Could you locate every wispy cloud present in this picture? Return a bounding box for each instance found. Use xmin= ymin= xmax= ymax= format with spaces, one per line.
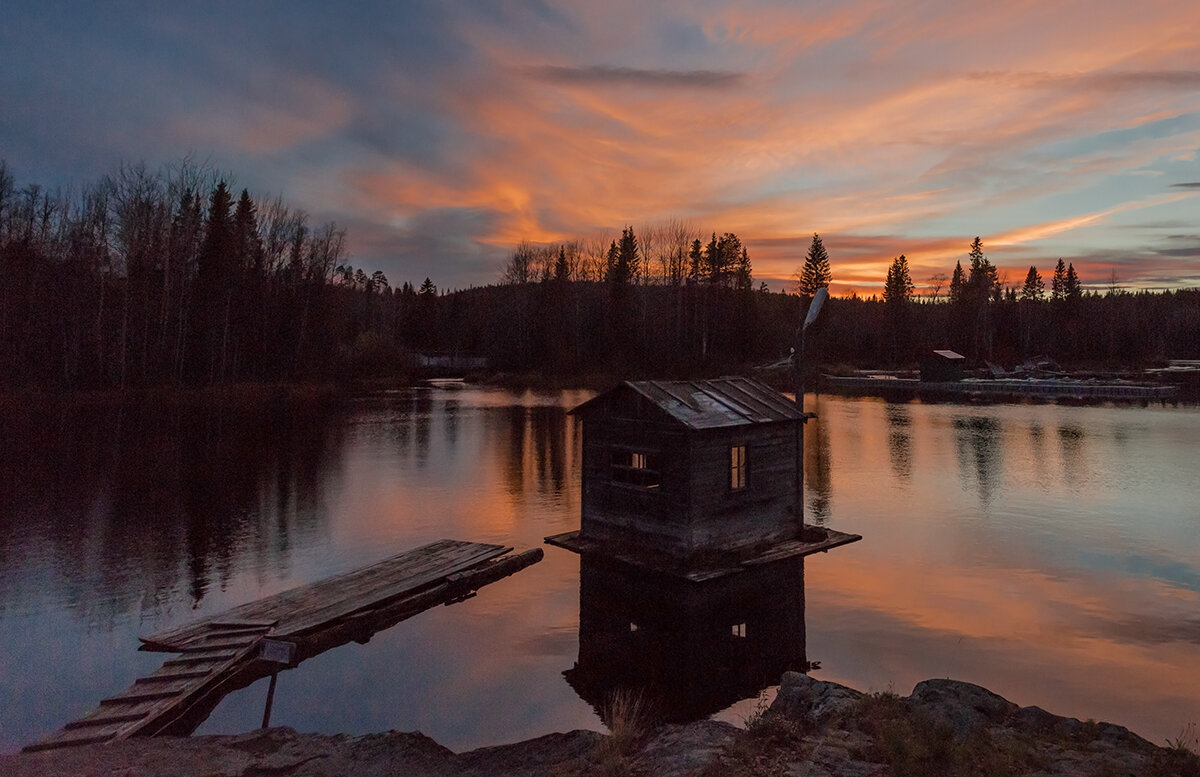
xmin=525 ymin=64 xmax=746 ymax=88
xmin=5 ymin=1 xmax=1200 ymax=290
xmin=969 ymin=70 xmax=1200 ymax=92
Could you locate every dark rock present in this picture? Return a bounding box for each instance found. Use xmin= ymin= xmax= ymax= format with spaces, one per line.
xmin=770 ymin=671 xmax=864 ymax=724
xmin=907 ymin=678 xmax=1018 ymax=738
xmin=629 ymin=720 xmax=739 ymax=777
xmin=457 ymin=730 xmax=604 ymax=776
xmin=0 ymin=727 xmax=600 ymax=777
xmin=1011 ymin=704 xmax=1064 ymax=736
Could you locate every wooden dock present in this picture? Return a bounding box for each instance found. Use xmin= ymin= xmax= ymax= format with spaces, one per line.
xmin=546 ymin=526 xmax=861 ymax=582
xmin=824 ymin=375 xmax=1178 ymax=402
xmin=25 ymin=539 xmax=542 ymax=752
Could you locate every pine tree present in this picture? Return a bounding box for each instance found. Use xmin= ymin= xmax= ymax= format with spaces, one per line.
xmin=607 ymin=226 xmax=639 ymax=287
xmin=949 ymin=261 xmax=965 ymax=303
xmin=1051 ymin=258 xmax=1068 ymax=300
xmin=190 ymin=180 xmax=235 ymax=383
xmin=553 ymin=245 xmax=569 ymax=283
xmin=965 ymin=236 xmax=998 ymax=302
xmin=735 ymin=247 xmax=752 ymax=293
xmin=1020 ymin=265 xmax=1044 ymax=301
xmin=796 ymin=233 xmax=832 ymax=297
xmin=419 ymin=277 xmax=436 ymax=296
xmin=687 ymin=239 xmax=703 ymax=281
xmin=1065 ymin=263 xmax=1082 ymax=299
xmin=883 ymin=254 xmax=914 ymax=304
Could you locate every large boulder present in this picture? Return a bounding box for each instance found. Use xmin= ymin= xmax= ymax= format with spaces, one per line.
xmin=770 ymin=671 xmax=865 ymax=724
xmin=907 ymin=679 xmax=1018 ymax=737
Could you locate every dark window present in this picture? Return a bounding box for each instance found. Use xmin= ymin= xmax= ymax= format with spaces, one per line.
xmin=611 ymin=449 xmax=661 ymax=488
xmin=730 ymin=444 xmax=747 ymax=490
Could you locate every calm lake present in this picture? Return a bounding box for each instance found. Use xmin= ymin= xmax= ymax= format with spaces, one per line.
xmin=1 ymin=386 xmax=1197 ymax=753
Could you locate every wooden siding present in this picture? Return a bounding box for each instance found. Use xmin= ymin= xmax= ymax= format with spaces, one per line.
xmin=684 ymin=423 xmax=801 ymax=552
xmin=576 ymin=382 xmax=803 ymax=559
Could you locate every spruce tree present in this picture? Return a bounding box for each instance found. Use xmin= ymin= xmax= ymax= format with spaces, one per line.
xmin=735 ymin=247 xmax=752 ymax=293
xmin=796 ymin=233 xmax=832 ymax=297
xmin=553 ymin=245 xmax=569 ymax=283
xmin=883 ymin=254 xmax=914 ymax=304
xmin=1051 ymin=258 xmax=1068 ymax=300
xmin=1065 ymin=263 xmax=1082 ymax=299
xmin=965 ymin=237 xmax=998 ymax=301
xmin=688 ymin=239 xmax=703 ymax=281
xmin=1020 ymin=265 xmax=1044 ymax=301
xmin=949 ymin=260 xmax=965 ymax=303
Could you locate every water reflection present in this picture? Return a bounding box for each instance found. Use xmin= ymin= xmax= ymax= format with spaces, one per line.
xmin=804 ymin=395 xmax=832 ymax=524
xmin=3 ymin=389 xmax=1198 ymax=753
xmin=1057 ymin=424 xmax=1086 ymax=490
xmin=0 ymin=394 xmax=344 ymax=616
xmin=952 ymin=415 xmax=1002 ymax=506
xmin=566 ymin=557 xmax=807 ymax=723
xmin=885 ymin=404 xmax=913 ymax=483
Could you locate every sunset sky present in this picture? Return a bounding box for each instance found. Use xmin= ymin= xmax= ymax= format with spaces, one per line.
xmin=3 ymin=1 xmax=1199 ymax=294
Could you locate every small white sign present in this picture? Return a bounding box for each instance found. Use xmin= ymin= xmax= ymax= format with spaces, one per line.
xmin=259 ymin=639 xmax=296 ymax=665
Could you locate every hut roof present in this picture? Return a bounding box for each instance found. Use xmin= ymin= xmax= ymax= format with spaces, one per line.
xmin=932 ymin=349 xmax=966 ymax=360
xmin=573 ymin=378 xmax=804 ymax=430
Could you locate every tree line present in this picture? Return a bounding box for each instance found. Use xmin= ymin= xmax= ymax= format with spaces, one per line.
xmin=0 ymin=159 xmax=358 ymax=389
xmin=2 ymin=158 xmax=1196 ymax=391
xmin=795 ymin=235 xmax=1200 ymax=370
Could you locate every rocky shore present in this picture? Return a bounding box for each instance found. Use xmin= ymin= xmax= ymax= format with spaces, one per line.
xmin=6 ymin=675 xmax=1197 ymax=776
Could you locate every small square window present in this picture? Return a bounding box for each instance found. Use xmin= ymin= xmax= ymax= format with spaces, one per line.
xmin=731 ymin=622 xmax=746 ymax=638
xmin=612 ymin=450 xmax=660 ymax=488
xmin=730 ymin=445 xmax=747 ymax=490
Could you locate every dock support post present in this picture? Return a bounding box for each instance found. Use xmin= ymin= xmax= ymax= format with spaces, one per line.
xmin=262 ymin=672 xmax=278 ymax=728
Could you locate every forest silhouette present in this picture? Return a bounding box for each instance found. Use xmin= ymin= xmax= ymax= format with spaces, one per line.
xmin=2 ymin=160 xmax=1197 ymax=391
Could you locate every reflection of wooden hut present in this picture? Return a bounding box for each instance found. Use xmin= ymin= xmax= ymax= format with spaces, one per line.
xmin=920 ymin=349 xmax=966 ymax=382
xmin=546 ymin=378 xmax=861 ymax=576
xmin=565 ymin=555 xmax=807 ymax=723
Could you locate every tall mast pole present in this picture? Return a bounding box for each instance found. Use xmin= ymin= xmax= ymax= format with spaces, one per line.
xmin=793 ymin=287 xmax=827 ymax=535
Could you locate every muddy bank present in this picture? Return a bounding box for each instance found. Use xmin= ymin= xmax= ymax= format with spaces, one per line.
xmin=5 ymin=675 xmax=1197 ymax=776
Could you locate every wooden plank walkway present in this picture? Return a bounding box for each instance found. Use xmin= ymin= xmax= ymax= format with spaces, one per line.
xmin=141 ymin=538 xmax=509 ymax=650
xmin=25 ymin=624 xmax=274 ymax=752
xmin=24 ymin=539 xmax=542 ymax=752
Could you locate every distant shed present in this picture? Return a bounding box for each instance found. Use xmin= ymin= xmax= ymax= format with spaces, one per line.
xmin=920 ymin=349 xmax=966 ymax=382
xmin=566 ymin=378 xmax=806 ymax=562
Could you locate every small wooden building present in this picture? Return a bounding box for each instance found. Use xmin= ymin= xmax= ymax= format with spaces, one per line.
xmin=920 ymin=349 xmax=966 ymax=382
xmin=566 ymin=378 xmax=807 ymax=563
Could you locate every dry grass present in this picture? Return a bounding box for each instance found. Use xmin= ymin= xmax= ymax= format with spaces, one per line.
xmin=589 ymin=688 xmax=655 ymax=777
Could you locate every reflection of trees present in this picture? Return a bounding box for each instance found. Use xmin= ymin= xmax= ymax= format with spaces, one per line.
xmin=0 ymin=392 xmax=344 ymax=624
xmin=804 ymin=398 xmax=832 ymax=525
xmin=494 ymin=403 xmax=577 ymax=501
xmin=441 ymin=398 xmax=460 ymax=447
xmin=566 ymin=556 xmax=807 ymax=724
xmin=1057 ymin=425 xmax=1086 ymax=489
xmin=503 ymin=406 xmax=529 ymax=497
xmin=952 ymin=415 xmax=1003 ymax=507
xmin=531 ymin=405 xmax=569 ymax=495
xmin=885 ymin=403 xmax=912 ymax=482
xmin=413 ymin=389 xmax=434 ymax=464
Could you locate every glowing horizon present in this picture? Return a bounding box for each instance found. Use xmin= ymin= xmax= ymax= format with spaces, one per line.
xmin=3 ymin=2 xmax=1199 ymax=293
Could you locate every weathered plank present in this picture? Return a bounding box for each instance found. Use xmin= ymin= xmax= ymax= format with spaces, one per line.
xmin=26 ymin=627 xmax=270 ymax=752
xmin=141 ymin=540 xmax=509 ymax=650
xmin=25 ymin=540 xmax=543 ymax=753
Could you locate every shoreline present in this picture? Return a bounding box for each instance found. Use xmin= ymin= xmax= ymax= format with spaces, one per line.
xmin=6 ymin=674 xmax=1196 ymax=776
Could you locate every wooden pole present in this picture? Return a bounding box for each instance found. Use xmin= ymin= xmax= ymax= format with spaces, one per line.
xmin=261 ymin=672 xmax=278 ymax=729
xmin=794 ymin=288 xmax=828 ymax=535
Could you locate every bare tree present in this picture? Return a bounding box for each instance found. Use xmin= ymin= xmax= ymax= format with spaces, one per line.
xmin=927 ymin=272 xmax=948 ymax=302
